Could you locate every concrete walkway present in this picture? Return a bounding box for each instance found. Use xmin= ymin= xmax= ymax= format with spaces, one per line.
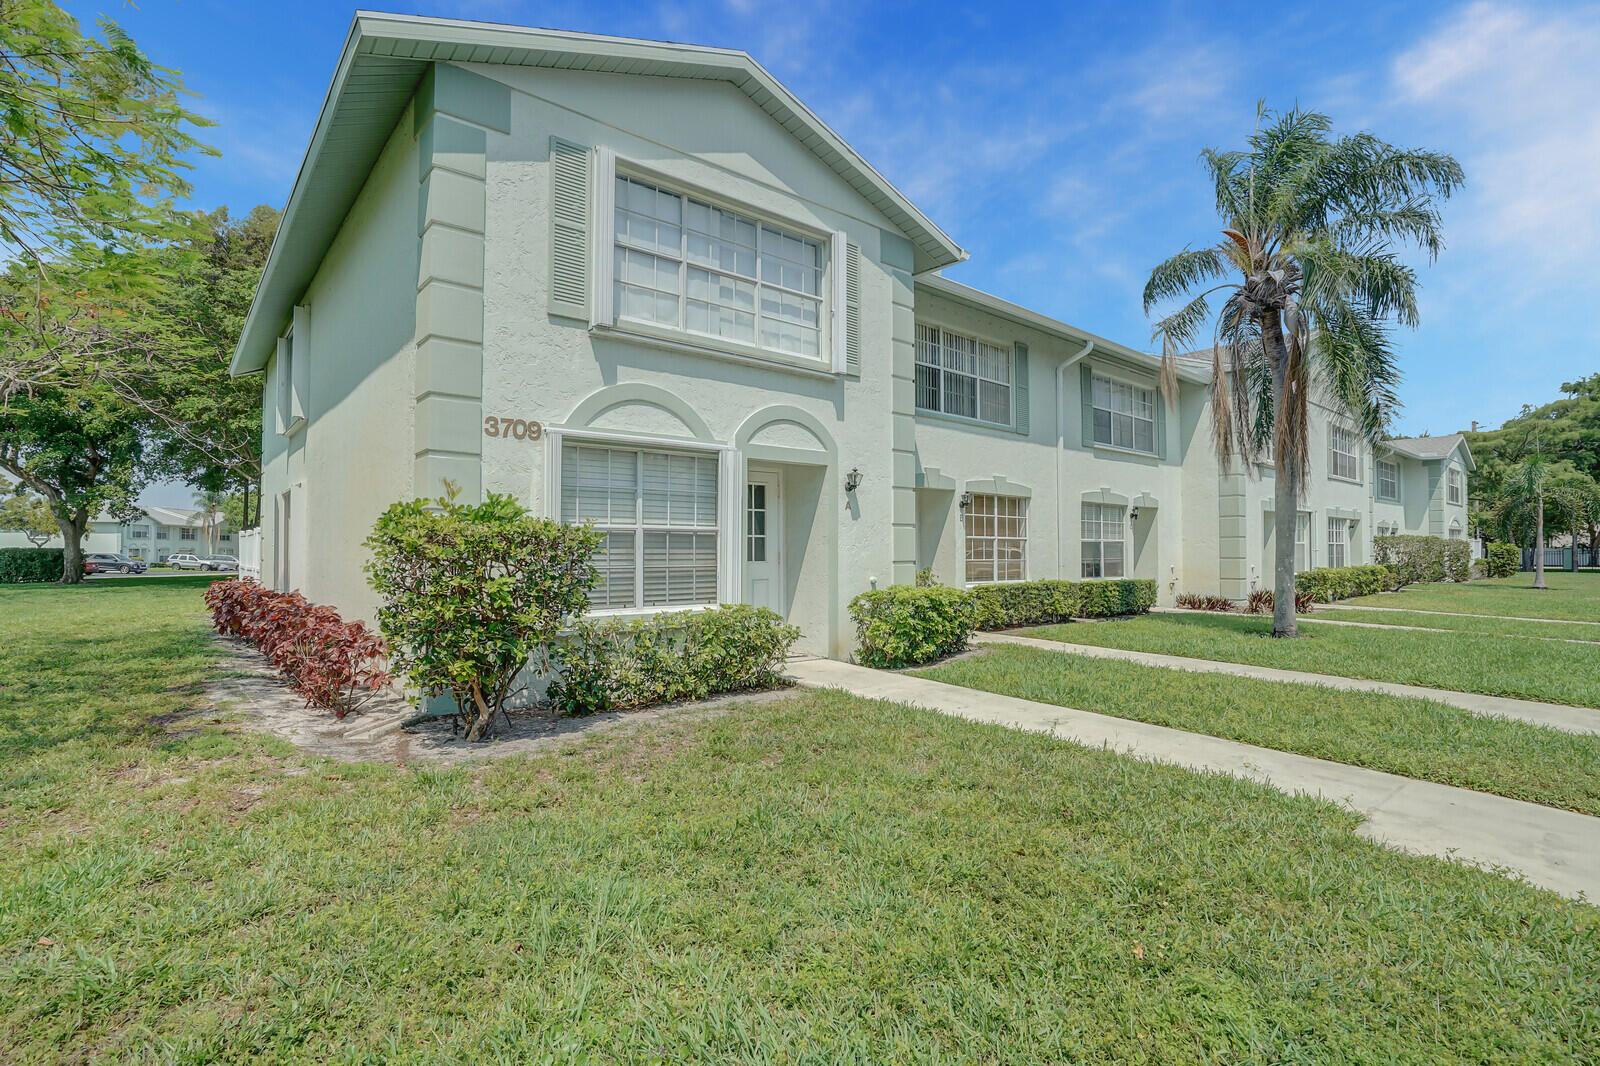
xmin=977 ymin=632 xmax=1600 ymax=736
xmin=786 ymin=657 xmax=1600 ymax=900
xmin=1322 ymin=601 xmax=1600 ymax=627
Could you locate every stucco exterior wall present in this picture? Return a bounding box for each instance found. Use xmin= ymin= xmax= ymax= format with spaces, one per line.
xmin=258 ymin=106 xmax=421 ymax=621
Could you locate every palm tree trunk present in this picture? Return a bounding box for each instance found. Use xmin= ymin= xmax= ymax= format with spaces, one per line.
xmin=1533 ymin=495 xmax=1547 ymax=589
xmin=1264 ymin=313 xmax=1298 ymax=637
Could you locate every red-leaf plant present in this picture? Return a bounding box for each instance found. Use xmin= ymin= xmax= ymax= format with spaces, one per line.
xmin=205 ymin=578 xmax=392 ymax=717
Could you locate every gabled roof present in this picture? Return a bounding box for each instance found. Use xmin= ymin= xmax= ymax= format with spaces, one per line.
xmin=920 ymin=275 xmax=1208 ymax=383
xmin=1384 ymin=433 xmax=1476 ymax=471
xmin=231 ymin=11 xmax=967 ymax=375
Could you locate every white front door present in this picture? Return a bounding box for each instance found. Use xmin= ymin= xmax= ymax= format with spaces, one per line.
xmin=743 ymin=472 xmax=784 ymax=615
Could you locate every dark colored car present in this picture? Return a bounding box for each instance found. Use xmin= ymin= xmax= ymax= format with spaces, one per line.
xmin=85 ymin=552 xmax=148 ymax=575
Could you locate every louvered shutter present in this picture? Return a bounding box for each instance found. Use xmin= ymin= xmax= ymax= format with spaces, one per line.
xmin=1012 ymin=342 xmax=1029 ymax=435
xmin=1080 ymin=363 xmax=1096 ymax=447
xmin=845 ymin=243 xmax=862 ymax=374
xmin=548 ymin=136 xmax=591 ymax=321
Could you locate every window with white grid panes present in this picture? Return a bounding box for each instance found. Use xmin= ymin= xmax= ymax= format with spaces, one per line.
xmin=560 ymin=442 xmax=719 ymax=610
xmin=964 ymin=494 xmax=1027 ymax=582
xmin=1080 ymin=502 xmax=1126 ymax=578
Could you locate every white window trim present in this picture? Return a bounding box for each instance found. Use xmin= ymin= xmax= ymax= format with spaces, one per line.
xmin=1089 ymin=370 xmax=1159 ymax=456
xmin=1376 ymin=458 xmax=1400 ymax=501
xmin=590 ymin=150 xmax=842 ymax=374
xmin=544 ymin=426 xmax=738 ymax=617
xmin=914 ymin=319 xmax=1016 ymax=429
xmin=1080 ymin=501 xmax=1127 ymax=579
xmin=1446 ymin=465 xmax=1463 ymax=506
xmin=1328 ymin=425 xmax=1361 ymax=483
xmin=963 ymin=493 xmax=1029 ymax=584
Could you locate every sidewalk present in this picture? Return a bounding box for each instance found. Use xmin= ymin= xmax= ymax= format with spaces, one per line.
xmin=786 ymin=657 xmax=1600 ymax=900
xmin=978 ymin=631 xmax=1600 ymax=736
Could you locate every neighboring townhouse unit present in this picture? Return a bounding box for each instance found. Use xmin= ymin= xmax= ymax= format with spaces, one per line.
xmin=229 ymin=13 xmax=1469 ymax=659
xmin=0 ymin=506 xmax=233 ymax=561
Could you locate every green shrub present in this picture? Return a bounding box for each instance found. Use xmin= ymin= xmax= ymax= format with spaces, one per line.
xmin=1295 ymin=564 xmax=1394 ymax=603
xmin=850 ymin=585 xmax=974 ymax=668
xmin=968 ymin=580 xmax=1079 ymax=630
xmin=549 ymin=604 xmax=799 ymax=715
xmin=1373 ymin=535 xmax=1472 ymax=586
xmin=365 ymin=484 xmax=603 ymax=740
xmin=1078 ymin=579 xmax=1157 ymax=618
xmin=1485 ymin=542 xmax=1520 ymax=579
xmin=0 ymin=547 xmax=65 ymax=583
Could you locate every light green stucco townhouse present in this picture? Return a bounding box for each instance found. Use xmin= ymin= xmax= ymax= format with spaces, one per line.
xmin=230 ymin=12 xmax=1471 ymax=659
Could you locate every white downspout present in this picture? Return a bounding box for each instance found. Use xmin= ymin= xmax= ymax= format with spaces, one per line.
xmin=1056 ymin=339 xmax=1095 ymax=576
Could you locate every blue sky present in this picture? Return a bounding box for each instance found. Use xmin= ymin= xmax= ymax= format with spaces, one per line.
xmin=83 ymin=0 xmax=1598 ymax=504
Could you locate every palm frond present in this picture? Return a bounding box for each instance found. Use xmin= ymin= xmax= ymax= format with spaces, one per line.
xmin=1142 ymin=247 xmax=1231 ymax=312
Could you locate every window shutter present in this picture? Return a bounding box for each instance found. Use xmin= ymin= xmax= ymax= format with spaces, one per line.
xmin=548 ymin=136 xmax=591 ymax=321
xmin=1155 ymin=393 xmax=1167 ymax=458
xmin=1079 ymin=363 xmax=1095 ymax=448
xmin=845 ymin=243 xmax=862 ymax=375
xmin=1013 ymin=342 xmax=1029 ymax=435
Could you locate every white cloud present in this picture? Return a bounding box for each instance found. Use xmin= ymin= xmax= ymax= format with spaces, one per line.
xmin=1392 ymin=2 xmax=1600 ymax=286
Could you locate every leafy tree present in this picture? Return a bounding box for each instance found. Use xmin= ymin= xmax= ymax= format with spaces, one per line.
xmin=0 ymin=0 xmax=215 ymax=395
xmin=0 ymin=484 xmax=57 ymax=545
xmin=107 ymin=206 xmax=276 ymax=527
xmin=1464 ymin=373 xmax=1600 ymax=504
xmin=1145 ymin=106 xmax=1460 ymax=635
xmin=0 ymin=381 xmax=144 ymax=582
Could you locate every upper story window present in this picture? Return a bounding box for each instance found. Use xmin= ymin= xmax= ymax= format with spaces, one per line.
xmin=965 ymin=494 xmax=1026 ymax=582
xmin=1446 ymin=465 xmax=1463 ymax=505
xmin=180 ymin=527 xmax=196 ymax=541
xmin=614 ymin=176 xmax=823 ymax=360
xmin=560 ymin=441 xmax=719 ymax=611
xmin=915 ymin=325 xmax=1012 ymax=426
xmin=129 ymin=526 xmax=149 ymax=539
xmin=1376 ymin=459 xmax=1399 ymax=501
xmin=1329 ymin=425 xmax=1360 ymax=481
xmin=1091 ymin=375 xmax=1156 ymax=453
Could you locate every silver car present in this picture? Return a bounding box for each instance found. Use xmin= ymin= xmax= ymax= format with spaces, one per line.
xmin=166 ymin=553 xmax=206 ymax=570
xmin=201 ymin=554 xmax=239 ymax=571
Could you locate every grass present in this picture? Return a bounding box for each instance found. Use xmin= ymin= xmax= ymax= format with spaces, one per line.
xmin=914 ymin=643 xmax=1600 ymax=815
xmin=1025 ymin=612 xmax=1600 ymax=708
xmin=1307 ymin=607 xmax=1600 ymax=642
xmin=1344 ymin=570 xmax=1600 ymax=622
xmin=2 ymin=581 xmax=1598 ymax=1063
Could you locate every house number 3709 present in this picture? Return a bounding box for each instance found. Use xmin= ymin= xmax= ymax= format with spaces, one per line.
xmin=484 ymin=416 xmax=544 ymax=441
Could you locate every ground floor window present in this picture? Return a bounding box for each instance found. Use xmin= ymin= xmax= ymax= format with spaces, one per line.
xmin=1449 ymin=520 xmax=1463 ymax=540
xmin=560 ymin=441 xmax=719 ymax=610
xmin=1295 ymin=512 xmax=1311 ymax=571
xmin=1327 ymin=516 xmax=1351 ymax=568
xmin=965 ymin=494 xmax=1027 ymax=582
xmin=1081 ymin=502 xmax=1125 ymax=578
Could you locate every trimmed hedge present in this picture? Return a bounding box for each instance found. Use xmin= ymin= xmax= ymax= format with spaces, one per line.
xmin=850 ymin=578 xmax=1157 ymax=667
xmin=0 ymin=547 xmax=66 ymax=583
xmin=1485 ymin=542 xmax=1519 ymax=579
xmin=1079 ymin=578 xmax=1158 ymax=618
xmin=1373 ymin=535 xmax=1471 ymax=586
xmin=1295 ymin=564 xmax=1395 ymax=603
xmin=549 ymin=604 xmax=800 ymax=715
xmin=968 ymin=580 xmax=1079 ymax=630
xmin=850 ymin=585 xmax=975 ymax=668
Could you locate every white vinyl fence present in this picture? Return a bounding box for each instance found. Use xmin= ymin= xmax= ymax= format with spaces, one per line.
xmin=238 ymin=528 xmax=261 ymax=582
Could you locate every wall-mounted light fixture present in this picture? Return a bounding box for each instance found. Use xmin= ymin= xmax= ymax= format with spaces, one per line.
xmin=1129 ymin=507 xmax=1141 ymax=521
xmin=844 ymin=467 xmax=863 ymax=495
xmin=958 ymin=491 xmax=972 ymax=511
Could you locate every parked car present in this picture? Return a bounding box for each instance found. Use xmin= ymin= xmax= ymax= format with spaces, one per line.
xmin=201 ymin=554 xmax=238 ymax=571
xmin=165 ymin=553 xmax=206 ymax=571
xmin=85 ymin=553 xmax=147 ymax=575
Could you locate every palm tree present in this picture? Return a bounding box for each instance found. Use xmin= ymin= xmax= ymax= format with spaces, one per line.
xmin=1145 ymin=106 xmax=1461 ymax=635
xmin=1499 ymin=457 xmax=1555 ymax=589
xmin=193 ymin=489 xmax=222 ymax=554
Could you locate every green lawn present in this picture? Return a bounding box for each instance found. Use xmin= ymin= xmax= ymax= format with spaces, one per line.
xmin=915 ymin=643 xmax=1600 ymax=815
xmin=3 ymin=581 xmax=1598 ymax=1063
xmin=1308 ymin=607 xmax=1600 ymax=642
xmin=1025 ymin=612 xmax=1600 ymax=708
xmin=1344 ymin=571 xmax=1600 ymax=622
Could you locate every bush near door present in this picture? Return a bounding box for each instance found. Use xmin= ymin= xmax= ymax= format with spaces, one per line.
xmin=1374 ymin=535 xmax=1471 ymax=586
xmin=1296 ymin=564 xmax=1396 ymax=603
xmin=548 ymin=604 xmax=800 ymax=714
xmin=968 ymin=580 xmax=1079 ymax=629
